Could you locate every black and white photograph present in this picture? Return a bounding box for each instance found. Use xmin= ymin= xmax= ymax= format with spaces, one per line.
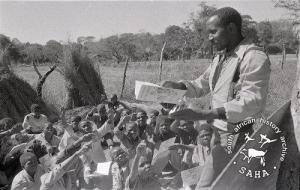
xmin=0 ymin=0 xmax=299 ymax=189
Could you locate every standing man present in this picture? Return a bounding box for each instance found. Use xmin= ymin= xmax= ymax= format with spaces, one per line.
xmin=163 ymin=7 xmax=271 ymax=188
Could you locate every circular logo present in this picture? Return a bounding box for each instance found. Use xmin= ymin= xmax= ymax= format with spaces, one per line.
xmin=227 ymin=118 xmax=287 ymax=179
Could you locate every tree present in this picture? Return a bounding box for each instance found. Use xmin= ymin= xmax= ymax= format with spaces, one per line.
xmin=273 ymin=0 xmax=300 ymax=25
xmin=43 ymin=40 xmax=63 ymax=63
xmin=22 ymin=43 xmax=44 ymax=64
xmin=242 ymin=15 xmax=259 ymax=43
xmin=187 ymin=2 xmax=217 ymax=58
xmin=0 ymin=34 xmax=22 ymax=63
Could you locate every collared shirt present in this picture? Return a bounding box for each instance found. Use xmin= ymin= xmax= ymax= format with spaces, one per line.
xmin=11 ymin=166 xmax=45 ymax=190
xmin=182 ymin=40 xmax=271 ymax=131
xmin=192 ymin=145 xmax=210 ymax=166
xmin=22 ymin=113 xmax=48 ymax=133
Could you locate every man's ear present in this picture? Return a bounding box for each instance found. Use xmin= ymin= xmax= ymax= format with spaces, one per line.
xmin=227 ymin=23 xmax=237 ymax=34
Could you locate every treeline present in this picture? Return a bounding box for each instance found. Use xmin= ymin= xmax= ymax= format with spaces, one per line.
xmin=0 ymin=3 xmax=298 ymax=65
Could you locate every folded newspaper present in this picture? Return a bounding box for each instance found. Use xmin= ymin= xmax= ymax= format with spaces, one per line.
xmin=135 ymin=81 xmax=186 ymax=104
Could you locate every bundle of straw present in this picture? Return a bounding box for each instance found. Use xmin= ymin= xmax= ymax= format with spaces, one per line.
xmin=0 ymin=72 xmax=57 ymax=122
xmin=62 ymin=44 xmax=106 ymax=108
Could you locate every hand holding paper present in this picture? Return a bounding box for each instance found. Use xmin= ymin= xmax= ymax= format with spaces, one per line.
xmin=135 ymin=81 xmax=186 ymax=104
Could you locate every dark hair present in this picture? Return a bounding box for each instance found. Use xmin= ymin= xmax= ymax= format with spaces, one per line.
xmin=30 ymin=104 xmax=41 ymax=113
xmin=211 ymin=7 xmax=242 ymax=33
xmin=71 ymin=115 xmax=82 ymax=123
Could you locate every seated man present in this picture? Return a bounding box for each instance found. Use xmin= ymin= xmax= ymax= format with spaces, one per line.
xmin=58 ymin=110 xmax=83 ymax=151
xmin=153 ymin=116 xmax=176 ymax=142
xmin=169 ymin=122 xmax=213 ymax=169
xmin=22 ymin=104 xmax=48 ymax=134
xmin=34 ymin=123 xmax=61 ymax=156
xmin=11 ymin=143 xmax=91 ymax=190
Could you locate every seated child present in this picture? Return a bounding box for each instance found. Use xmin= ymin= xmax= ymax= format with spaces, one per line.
xmin=22 ymin=104 xmax=48 ymax=134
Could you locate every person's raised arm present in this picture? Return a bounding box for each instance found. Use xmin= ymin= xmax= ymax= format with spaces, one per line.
xmin=126 ymin=142 xmax=146 ymax=189
xmin=40 ymin=142 xmax=92 ymax=188
xmin=96 ymin=108 xmax=115 ymax=137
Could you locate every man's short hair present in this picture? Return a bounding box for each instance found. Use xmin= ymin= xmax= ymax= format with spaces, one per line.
xmin=211 ymin=7 xmax=242 ymax=33
xmin=20 ymin=152 xmax=36 ymax=168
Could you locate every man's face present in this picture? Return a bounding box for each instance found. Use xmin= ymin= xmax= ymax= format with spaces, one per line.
xmin=198 ymin=130 xmax=212 ymax=147
xmin=24 ymin=156 xmax=38 ymax=175
xmin=159 ymin=122 xmax=170 ymax=135
xmin=44 ymin=124 xmax=55 ymax=137
xmin=126 ymin=124 xmax=139 ymax=139
xmin=138 ymin=156 xmax=152 ymax=177
xmin=72 ymin=120 xmax=80 ymax=131
xmin=137 ymin=112 xmax=147 ymax=126
xmin=179 ymin=120 xmax=194 ymax=132
xmin=207 ymin=15 xmax=230 ymax=51
xmin=80 ymin=121 xmax=93 ymax=134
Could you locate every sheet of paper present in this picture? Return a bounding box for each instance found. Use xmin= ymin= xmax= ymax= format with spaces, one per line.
xmin=152 ymin=137 xmax=176 ymax=163
xmin=96 ymin=161 xmax=112 ymax=175
xmin=135 ymin=81 xmax=186 ymax=104
xmin=181 ymin=165 xmax=203 ymax=186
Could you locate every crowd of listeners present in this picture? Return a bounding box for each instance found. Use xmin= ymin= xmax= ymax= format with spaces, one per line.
xmin=0 ymin=94 xmax=214 ymax=190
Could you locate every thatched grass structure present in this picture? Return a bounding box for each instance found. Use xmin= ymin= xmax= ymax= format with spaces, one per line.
xmin=0 ymin=50 xmax=57 ymax=122
xmin=60 ymin=44 xmax=106 ymax=109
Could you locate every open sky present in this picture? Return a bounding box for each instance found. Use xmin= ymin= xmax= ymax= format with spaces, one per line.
xmin=0 ymin=0 xmax=290 ymax=44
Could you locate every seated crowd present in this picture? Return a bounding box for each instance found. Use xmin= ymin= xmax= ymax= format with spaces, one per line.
xmin=0 ymin=94 xmax=214 ymax=190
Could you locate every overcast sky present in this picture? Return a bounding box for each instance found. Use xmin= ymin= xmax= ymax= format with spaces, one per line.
xmin=0 ymin=0 xmax=290 ymax=44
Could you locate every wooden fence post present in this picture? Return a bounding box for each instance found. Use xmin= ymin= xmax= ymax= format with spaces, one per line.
xmin=159 ymin=42 xmax=166 ymax=82
xmin=120 ymin=57 xmax=129 ymax=98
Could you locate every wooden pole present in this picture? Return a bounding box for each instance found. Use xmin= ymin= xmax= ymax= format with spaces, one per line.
xmin=159 ymin=42 xmax=166 ymax=82
xmin=120 ymin=57 xmax=129 ymax=98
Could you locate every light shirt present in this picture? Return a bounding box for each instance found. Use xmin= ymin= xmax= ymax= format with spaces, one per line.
xmin=23 ymin=113 xmax=48 ymax=133
xmin=192 ymin=145 xmax=210 ymax=166
xmin=11 ymin=165 xmax=45 ymax=190
xmin=182 ymin=40 xmax=271 ymax=131
xmin=58 ymin=125 xmax=82 ymax=152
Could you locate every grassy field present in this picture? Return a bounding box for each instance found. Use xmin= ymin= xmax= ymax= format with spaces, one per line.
xmin=12 ymin=54 xmax=297 ymax=117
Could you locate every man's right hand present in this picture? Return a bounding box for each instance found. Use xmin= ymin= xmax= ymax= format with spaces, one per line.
xmin=160 ymin=81 xmax=187 ymax=90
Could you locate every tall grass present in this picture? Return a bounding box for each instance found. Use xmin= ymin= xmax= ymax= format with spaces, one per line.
xmin=14 ymin=54 xmax=297 ymax=117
